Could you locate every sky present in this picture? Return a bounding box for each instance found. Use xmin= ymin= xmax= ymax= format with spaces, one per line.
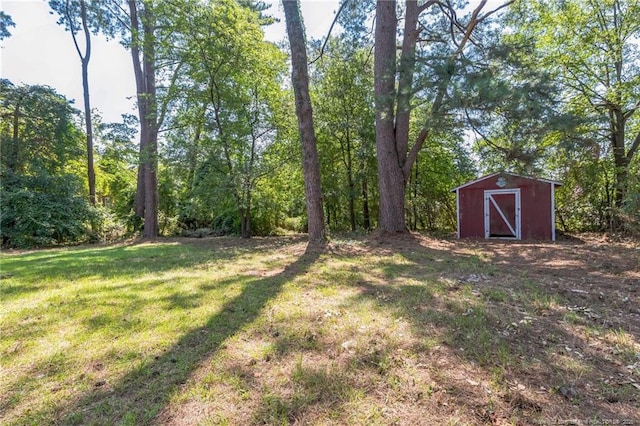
xmin=0 ymin=0 xmax=341 ymax=124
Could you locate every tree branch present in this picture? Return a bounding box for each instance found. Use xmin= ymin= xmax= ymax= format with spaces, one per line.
xmin=417 ymin=0 xmax=441 ymax=13
xmin=477 ymin=0 xmax=515 ymax=23
xmin=452 ymin=0 xmax=487 ymax=56
xmin=451 ymin=0 xmax=515 ymax=56
xmin=464 ymin=108 xmax=506 ymax=153
xmin=623 ymin=99 xmax=640 ymax=120
xmin=403 ymin=126 xmax=429 ymax=179
xmin=65 ymin=0 xmax=84 ymax=60
xmin=309 ymin=0 xmax=349 ymax=65
xmin=157 ymin=59 xmax=185 ymax=130
xmin=80 ymin=0 xmax=91 ymax=64
xmin=401 ymin=0 xmax=514 ymax=181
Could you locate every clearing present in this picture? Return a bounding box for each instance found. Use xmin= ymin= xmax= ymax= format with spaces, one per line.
xmin=0 ymin=234 xmax=638 ymax=425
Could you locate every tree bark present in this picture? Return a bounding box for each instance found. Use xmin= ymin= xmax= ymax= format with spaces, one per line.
xmin=142 ymin=4 xmax=158 ymax=239
xmin=343 ymin=130 xmax=356 ymax=232
xmin=374 ymin=0 xmax=407 ymax=232
xmin=394 ymin=0 xmax=420 ymax=165
xmin=129 ymin=0 xmax=146 ymax=221
xmin=240 ymin=204 xmax=251 ymax=239
xmin=81 ymin=59 xmax=96 ymax=205
xmin=374 ymin=0 xmax=492 ymax=233
xmin=362 ymin=177 xmax=371 ymax=231
xmin=128 ymin=0 xmax=158 ymax=238
xmin=411 ymin=154 xmax=419 ymax=231
xmin=78 ymin=0 xmax=95 ymax=205
xmin=612 ymin=108 xmax=628 ymax=208
xmin=64 ymin=0 xmax=95 ymax=205
xmin=186 ymin=116 xmax=203 ymax=194
xmin=283 ymin=0 xmax=326 ymax=244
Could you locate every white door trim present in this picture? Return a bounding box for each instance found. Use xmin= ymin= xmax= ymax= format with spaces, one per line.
xmin=484 ymin=189 xmax=521 ymax=240
xmin=456 ymin=189 xmax=460 ymax=238
xmin=551 ymin=183 xmax=556 ymax=241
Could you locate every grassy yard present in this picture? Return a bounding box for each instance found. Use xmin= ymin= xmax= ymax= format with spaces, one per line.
xmin=1 ymin=234 xmax=639 ymax=425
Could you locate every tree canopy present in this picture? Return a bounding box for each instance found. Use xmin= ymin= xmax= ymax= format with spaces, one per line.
xmin=2 ymin=0 xmax=639 ymax=248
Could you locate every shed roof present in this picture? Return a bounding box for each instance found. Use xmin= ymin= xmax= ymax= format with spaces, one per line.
xmin=450 ymin=172 xmax=562 ymax=192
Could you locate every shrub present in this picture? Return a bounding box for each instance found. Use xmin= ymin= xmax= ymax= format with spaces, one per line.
xmin=1 ymin=172 xmax=96 ymax=248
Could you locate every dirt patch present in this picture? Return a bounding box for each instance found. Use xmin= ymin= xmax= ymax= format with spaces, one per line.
xmin=412 ymin=234 xmax=639 ymax=423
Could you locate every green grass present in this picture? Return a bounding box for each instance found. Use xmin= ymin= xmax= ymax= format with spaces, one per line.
xmin=1 ymin=238 xmax=305 ymax=425
xmin=1 ymin=236 xmax=639 ymax=425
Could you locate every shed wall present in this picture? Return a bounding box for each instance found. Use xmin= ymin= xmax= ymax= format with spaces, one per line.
xmin=457 ymin=174 xmax=555 ymax=240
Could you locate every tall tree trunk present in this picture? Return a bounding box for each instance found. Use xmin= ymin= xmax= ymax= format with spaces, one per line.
xmin=374 ymin=0 xmax=491 ymax=233
xmin=128 ymin=0 xmax=158 ymax=238
xmin=362 ymin=177 xmax=371 ymax=231
xmin=344 ymin=132 xmax=356 ymax=232
xmin=240 ymin=203 xmax=251 ymax=239
xmin=81 ymin=61 xmax=96 ymax=205
xmin=611 ymin=109 xmax=628 ymax=208
xmin=241 ymin=179 xmax=253 ymax=239
xmin=375 ymin=0 xmax=425 ymax=232
xmin=374 ymin=0 xmax=406 ymax=232
xmin=186 ymin=117 xmax=203 ymax=194
xmin=283 ymin=0 xmax=326 ymax=244
xmin=135 ymin=162 xmax=145 ymax=220
xmin=348 ymin=178 xmax=356 ymax=232
xmin=142 ymin=4 xmax=158 ymax=238
xmin=411 ymin=154 xmax=419 ymax=231
xmin=78 ymin=0 xmax=95 ymax=205
xmin=64 ymin=0 xmax=96 ymax=205
xmin=129 ymin=0 xmax=146 ymax=221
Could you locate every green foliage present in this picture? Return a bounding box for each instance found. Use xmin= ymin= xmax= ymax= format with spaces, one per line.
xmin=48 ymin=0 xmax=108 ymax=38
xmin=312 ymin=38 xmax=377 ymax=232
xmin=159 ymin=0 xmax=292 ymax=237
xmin=399 ymin=28 xmax=481 ymax=231
xmin=621 ymin=161 xmax=640 ymax=233
xmin=0 ymin=80 xmax=84 ymax=176
xmin=335 ymin=0 xmax=375 ymax=47
xmin=462 ymin=39 xmax=579 ymax=174
xmin=1 ymin=171 xmax=96 ymax=247
xmin=94 ymin=114 xmax=138 ymax=230
xmin=8 ymin=0 xmax=639 ymax=239
xmin=406 ymin=133 xmax=476 ymax=231
xmin=0 ymin=11 xmax=15 ymax=40
xmin=507 ymin=0 xmax=640 ymax=231
xmin=0 ymin=80 xmax=98 ymax=247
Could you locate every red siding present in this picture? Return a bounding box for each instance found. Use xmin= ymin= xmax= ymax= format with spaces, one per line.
xmin=458 ymin=187 xmax=485 ymax=238
xmin=456 ymin=173 xmax=557 ymax=241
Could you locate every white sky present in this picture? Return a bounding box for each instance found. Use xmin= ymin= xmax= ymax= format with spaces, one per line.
xmin=0 ymin=0 xmax=340 ymax=124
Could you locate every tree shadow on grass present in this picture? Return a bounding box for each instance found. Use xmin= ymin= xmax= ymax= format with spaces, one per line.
xmin=251 ymin=359 xmax=356 ymax=425
xmin=48 ymin=243 xmax=323 ymax=425
xmin=346 ymin=237 xmax=639 ymax=423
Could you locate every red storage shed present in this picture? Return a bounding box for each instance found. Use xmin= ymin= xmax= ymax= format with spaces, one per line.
xmin=452 ymin=172 xmax=561 ymax=241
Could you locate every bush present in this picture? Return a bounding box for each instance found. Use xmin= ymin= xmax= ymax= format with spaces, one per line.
xmin=622 ymin=173 xmax=640 ymax=236
xmin=282 ymin=216 xmax=307 ymax=233
xmin=1 ymin=172 xmax=96 ymax=248
xmin=91 ymin=207 xmax=129 ymax=242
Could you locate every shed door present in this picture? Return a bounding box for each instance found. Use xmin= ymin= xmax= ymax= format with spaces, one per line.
xmin=484 ymin=189 xmax=521 ymax=239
